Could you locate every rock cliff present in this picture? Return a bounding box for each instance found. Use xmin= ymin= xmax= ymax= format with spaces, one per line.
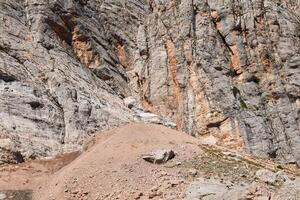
xmin=0 ymin=0 xmax=299 ymax=165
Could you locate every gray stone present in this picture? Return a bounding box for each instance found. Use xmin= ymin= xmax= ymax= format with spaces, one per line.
xmin=142 ymin=149 xmax=175 ymax=164
xmin=255 ymin=169 xmax=277 ymax=184
xmin=184 ymin=178 xmax=228 ymax=200
xmin=273 ymin=177 xmax=300 ymax=200
xmin=134 ymin=111 xmax=177 ymax=129
xmin=255 ymin=169 xmax=289 ymax=185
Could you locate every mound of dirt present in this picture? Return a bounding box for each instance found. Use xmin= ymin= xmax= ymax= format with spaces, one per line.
xmin=34 ymin=123 xmax=200 ymax=200
xmin=1 ymin=123 xmax=299 ymax=200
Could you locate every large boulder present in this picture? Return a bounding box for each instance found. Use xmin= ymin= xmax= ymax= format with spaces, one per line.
xmin=142 ymin=149 xmax=176 ymax=164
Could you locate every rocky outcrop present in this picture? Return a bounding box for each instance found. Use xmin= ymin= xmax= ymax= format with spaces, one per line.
xmin=129 ymin=0 xmax=300 ymax=165
xmin=0 ymin=0 xmax=299 ymax=165
xmin=0 ymin=0 xmax=168 ymax=161
xmin=0 ymin=0 xmax=134 ymax=160
xmin=184 ymin=176 xmax=300 ymax=200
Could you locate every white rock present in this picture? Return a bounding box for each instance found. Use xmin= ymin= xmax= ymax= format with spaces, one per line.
xmin=184 ymin=178 xmax=228 ymax=200
xmin=142 ymin=149 xmax=175 ymax=164
xmin=255 ymin=169 xmax=277 ymax=184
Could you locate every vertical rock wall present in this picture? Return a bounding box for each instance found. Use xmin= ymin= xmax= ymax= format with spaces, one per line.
xmin=0 ymin=0 xmax=299 ymax=165
xmin=129 ymin=0 xmax=300 ymax=164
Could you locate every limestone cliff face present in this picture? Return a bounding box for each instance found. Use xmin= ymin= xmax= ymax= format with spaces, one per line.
xmin=0 ymin=0 xmax=135 ymax=161
xmin=0 ymin=0 xmax=299 ymax=165
xmin=131 ymin=0 xmax=300 ymax=165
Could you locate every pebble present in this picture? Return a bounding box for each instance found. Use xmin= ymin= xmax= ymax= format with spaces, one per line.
xmin=188 ymin=169 xmax=198 ymax=177
xmin=134 ymin=192 xmax=143 ymax=199
xmin=148 ymin=191 xmax=163 ymax=199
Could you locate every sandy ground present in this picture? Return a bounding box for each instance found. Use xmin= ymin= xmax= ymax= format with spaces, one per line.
xmin=0 ymin=151 xmax=80 ymax=199
xmin=0 ymin=123 xmax=202 ymax=200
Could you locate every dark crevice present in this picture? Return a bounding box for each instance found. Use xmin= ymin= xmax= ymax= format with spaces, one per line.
xmin=0 ymin=72 xmax=17 ymax=82
xmin=246 ymin=75 xmax=260 ymax=84
xmin=45 ymin=19 xmax=73 ymax=46
xmin=239 ymin=98 xmax=248 ymax=109
xmin=92 ymin=67 xmax=113 ymax=81
xmin=0 ymin=47 xmax=25 ymax=65
xmin=225 ymin=68 xmax=242 ymax=77
xmin=0 ymin=147 xmax=24 ymax=164
xmin=191 ymin=1 xmax=197 ymax=38
xmin=211 ymin=20 xmax=234 ymax=55
xmin=232 ymin=86 xmax=241 ymax=99
xmin=28 ymin=101 xmax=44 ymax=110
xmin=14 ymin=151 xmax=24 ymax=163
xmin=207 ymin=117 xmax=229 ymax=129
xmin=268 ymin=148 xmax=278 ymax=159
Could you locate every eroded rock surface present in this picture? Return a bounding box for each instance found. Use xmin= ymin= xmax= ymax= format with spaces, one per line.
xmin=0 ymin=0 xmax=299 ymax=164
